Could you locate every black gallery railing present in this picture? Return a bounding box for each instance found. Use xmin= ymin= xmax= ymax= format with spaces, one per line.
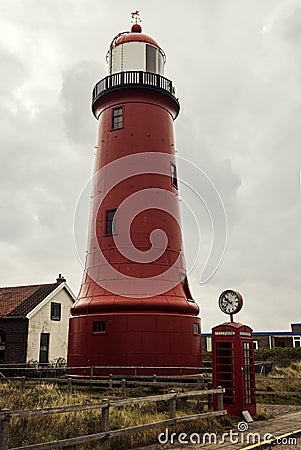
xmin=92 ymin=71 xmax=178 ymax=104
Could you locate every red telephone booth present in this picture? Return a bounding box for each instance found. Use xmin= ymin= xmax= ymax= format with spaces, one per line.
xmin=212 ymin=322 xmax=256 ymax=416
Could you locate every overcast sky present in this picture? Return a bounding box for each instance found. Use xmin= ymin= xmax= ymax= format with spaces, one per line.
xmin=1 ymin=0 xmax=300 ymax=332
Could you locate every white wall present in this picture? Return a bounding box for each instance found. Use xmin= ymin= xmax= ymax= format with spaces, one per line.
xmin=26 ymin=287 xmax=74 ymax=363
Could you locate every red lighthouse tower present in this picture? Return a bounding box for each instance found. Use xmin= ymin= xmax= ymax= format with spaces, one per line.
xmin=68 ymin=17 xmax=201 ymax=375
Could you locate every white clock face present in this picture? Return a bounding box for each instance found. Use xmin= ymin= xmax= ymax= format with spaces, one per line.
xmin=219 ymin=290 xmax=242 ymax=315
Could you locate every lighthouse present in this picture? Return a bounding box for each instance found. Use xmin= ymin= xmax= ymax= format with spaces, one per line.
xmin=67 ymin=14 xmax=202 ymax=375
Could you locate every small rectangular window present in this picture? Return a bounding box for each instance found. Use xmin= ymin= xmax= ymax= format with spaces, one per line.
xmin=106 ymin=209 xmax=117 ymax=235
xmin=194 ymin=323 xmax=200 ymax=335
xmin=93 ymin=321 xmax=106 ymax=333
xmin=50 ymin=302 xmax=61 ymax=321
xmin=146 ymin=44 xmax=157 ymax=73
xmin=112 ymin=107 xmax=123 ymax=129
xmin=39 ymin=333 xmax=50 ymax=363
xmin=206 ymin=336 xmax=212 ymax=352
xmin=170 ymin=162 xmax=178 ymax=189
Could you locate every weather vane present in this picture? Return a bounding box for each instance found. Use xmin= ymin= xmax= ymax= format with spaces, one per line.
xmin=131 ymin=10 xmax=142 ymax=24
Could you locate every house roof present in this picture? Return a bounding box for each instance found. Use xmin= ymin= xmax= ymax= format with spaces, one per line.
xmin=0 ymin=277 xmax=74 ymax=318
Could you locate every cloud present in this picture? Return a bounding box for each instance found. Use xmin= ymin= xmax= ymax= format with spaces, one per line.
xmin=0 ymin=0 xmax=300 ymax=334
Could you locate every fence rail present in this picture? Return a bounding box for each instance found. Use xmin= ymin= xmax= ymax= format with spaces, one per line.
xmin=0 ymin=363 xmax=212 ymax=379
xmin=0 ymin=388 xmax=225 ymax=450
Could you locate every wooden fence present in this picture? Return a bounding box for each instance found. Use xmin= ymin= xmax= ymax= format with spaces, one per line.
xmin=0 ymin=387 xmax=225 ymax=450
xmin=2 ymin=374 xmax=209 ymax=393
xmin=0 ymin=363 xmax=212 ymax=379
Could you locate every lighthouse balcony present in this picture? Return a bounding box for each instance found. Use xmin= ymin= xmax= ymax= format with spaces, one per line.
xmin=92 ymin=71 xmax=179 ymax=106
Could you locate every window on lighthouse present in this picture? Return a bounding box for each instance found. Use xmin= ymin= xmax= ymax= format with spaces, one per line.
xmin=170 ymin=162 xmax=178 ymax=189
xmin=146 ymin=44 xmax=164 ymax=74
xmin=93 ymin=321 xmax=106 ymax=333
xmin=146 ymin=44 xmax=157 ymax=73
xmin=106 ymin=209 xmax=117 ymax=235
xmin=112 ymin=107 xmax=123 ymax=129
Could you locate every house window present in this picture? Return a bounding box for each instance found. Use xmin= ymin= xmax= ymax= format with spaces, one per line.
xmin=112 ymin=107 xmax=123 ymax=129
xmin=206 ymin=336 xmax=212 ymax=352
xmin=39 ymin=333 xmax=50 ymax=364
xmin=293 ymin=336 xmax=301 ymax=348
xmin=194 ymin=323 xmax=200 ymax=335
xmin=50 ymin=302 xmax=61 ymax=321
xmin=93 ymin=321 xmax=106 ymax=333
xmin=170 ymin=163 xmax=178 ymax=189
xmin=253 ymin=340 xmax=259 ymax=350
xmin=106 ymin=209 xmax=117 ymax=235
xmin=0 ymin=329 xmax=6 ymax=362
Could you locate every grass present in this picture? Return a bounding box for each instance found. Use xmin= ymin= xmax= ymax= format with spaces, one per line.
xmin=4 ymin=355 xmax=301 ymax=449
xmin=0 ymin=382 xmax=232 ymax=449
xmin=256 ymin=361 xmax=301 ymax=405
xmin=269 ymin=360 xmax=301 ymax=378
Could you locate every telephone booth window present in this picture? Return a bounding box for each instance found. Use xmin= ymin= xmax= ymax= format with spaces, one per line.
xmin=243 ymin=342 xmax=255 ymax=405
xmin=215 ymin=341 xmax=235 ymax=405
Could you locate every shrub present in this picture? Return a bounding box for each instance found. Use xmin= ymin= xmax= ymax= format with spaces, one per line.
xmin=254 ymin=347 xmax=301 ymax=367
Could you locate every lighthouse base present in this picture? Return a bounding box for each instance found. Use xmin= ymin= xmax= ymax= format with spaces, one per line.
xmin=67 ymin=312 xmax=202 ymax=376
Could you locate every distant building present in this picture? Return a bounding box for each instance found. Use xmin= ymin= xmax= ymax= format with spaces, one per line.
xmin=0 ymin=275 xmax=75 ymax=364
xmin=202 ymin=323 xmax=301 ymax=352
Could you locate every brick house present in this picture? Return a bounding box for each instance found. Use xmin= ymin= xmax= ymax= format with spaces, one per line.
xmin=0 ymin=275 xmax=75 ymax=364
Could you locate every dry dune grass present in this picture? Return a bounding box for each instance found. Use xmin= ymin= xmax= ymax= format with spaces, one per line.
xmin=270 ymin=361 xmax=301 ymax=378
xmin=0 ymin=382 xmax=230 ymax=449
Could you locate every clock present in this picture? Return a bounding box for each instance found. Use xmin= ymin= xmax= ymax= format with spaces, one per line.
xmin=218 ymin=290 xmax=243 ymax=319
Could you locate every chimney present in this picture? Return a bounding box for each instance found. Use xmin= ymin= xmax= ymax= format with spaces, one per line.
xmin=56 ymin=274 xmax=66 ymax=284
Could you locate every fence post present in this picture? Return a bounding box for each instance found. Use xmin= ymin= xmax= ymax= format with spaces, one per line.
xmin=121 ymin=379 xmax=126 ymax=398
xmin=67 ymin=378 xmax=72 ymax=394
xmin=169 ymin=390 xmax=177 ymax=419
xmin=20 ymin=376 xmax=26 ymax=391
xmin=101 ymin=399 xmax=110 ymax=449
xmin=0 ymin=409 xmax=11 ymax=450
xmin=217 ymin=386 xmax=224 ymax=411
xmin=207 ymin=382 xmax=213 ymax=411
xmin=109 ymin=374 xmax=113 ymax=390
xmin=153 ymin=374 xmax=157 ymax=383
xmin=89 ymin=367 xmax=94 ymax=391
xmin=197 ymin=375 xmax=204 ymax=390
xmin=101 ymin=400 xmax=110 ymax=432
